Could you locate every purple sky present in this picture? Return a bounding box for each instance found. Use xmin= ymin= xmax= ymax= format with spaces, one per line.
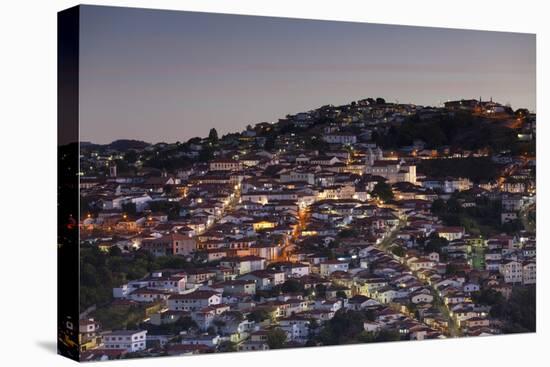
xmin=79 ymin=5 xmax=536 ymax=144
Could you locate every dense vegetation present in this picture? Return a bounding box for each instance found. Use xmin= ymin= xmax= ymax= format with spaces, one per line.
xmin=371 ymin=181 xmax=395 ymax=202
xmin=312 ymin=309 xmax=399 ymax=345
xmin=92 ymin=304 xmax=149 ymax=330
xmin=266 ymin=328 xmax=287 ymax=349
xmin=431 ymin=195 xmax=524 ymax=237
xmin=473 ymin=286 xmax=536 ymax=332
xmin=142 ymin=316 xmax=198 ymax=336
xmin=374 ymin=112 xmax=530 ymax=154
xmin=80 ymin=245 xmax=196 ymax=310
xmin=255 ymin=278 xmax=318 ymax=299
xmin=147 ymin=201 xmax=181 ymax=220
xmin=418 ymin=157 xmax=501 ymax=183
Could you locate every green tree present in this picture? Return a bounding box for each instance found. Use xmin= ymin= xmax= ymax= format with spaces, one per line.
xmin=175 ymin=316 xmax=198 ymax=332
xmin=501 ymin=219 xmax=524 ymax=234
xmin=198 ymin=146 xmax=214 ymax=162
xmin=336 ymin=290 xmax=348 ymax=299
xmin=266 ymin=328 xmax=287 ymax=349
xmin=431 ymin=199 xmax=447 ymax=215
xmin=147 ymin=201 xmax=181 ymax=220
xmin=446 ymin=263 xmax=462 ymax=275
xmin=391 ymin=246 xmax=405 ymax=258
xmin=424 ymin=233 xmax=448 ymax=254
xmin=418 ymin=158 xmax=499 ymax=183
xmin=371 ymin=182 xmax=394 ymax=202
xmin=472 ymin=288 xmax=504 ymax=306
xmin=281 ymin=279 xmax=304 ymax=293
xmin=121 ymin=202 xmax=137 ymax=216
xmin=247 ymin=308 xmax=271 ymax=323
xmin=124 ymin=150 xmax=138 ymax=164
xmin=208 ymin=128 xmax=219 ymax=144
xmin=375 ymin=329 xmax=401 ymax=342
xmin=109 ymin=246 xmax=122 ymax=257
xmin=213 ymin=319 xmax=226 ymax=332
xmin=338 ymin=228 xmax=359 ymax=238
xmin=317 ymin=310 xmax=370 ymax=345
xmin=218 ymin=340 xmax=237 ymax=352
xmin=357 ymin=331 xmax=377 ymax=343
xmin=514 ymin=108 xmax=529 ymax=118
xmin=314 ymin=284 xmax=327 ymax=298
xmin=264 ymin=135 xmax=276 ymax=151
xmin=308 ymin=319 xmax=320 ymax=333
xmin=358 ymin=329 xmax=400 ymax=342
xmin=446 ymin=198 xmax=463 ymax=214
xmin=489 ymin=286 xmax=536 ymax=333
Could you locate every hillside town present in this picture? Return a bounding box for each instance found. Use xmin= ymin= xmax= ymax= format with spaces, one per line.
xmin=73 ymin=97 xmax=536 ymax=361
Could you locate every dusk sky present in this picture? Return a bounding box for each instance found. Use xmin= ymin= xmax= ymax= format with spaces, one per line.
xmin=79 ymin=5 xmax=536 ymax=144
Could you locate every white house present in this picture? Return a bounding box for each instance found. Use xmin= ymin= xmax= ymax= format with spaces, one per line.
xmin=463 ymin=283 xmax=480 ymax=293
xmin=113 ymin=280 xmax=148 ymax=298
xmin=375 ymin=287 xmax=399 ymax=304
xmin=238 ymin=270 xmax=285 ymax=290
xmin=410 ymin=290 xmax=434 ymax=304
xmin=364 ymin=160 xmax=416 ymax=184
xmin=273 ymin=262 xmax=310 ymax=278
xmin=522 ymin=262 xmax=536 ymax=285
xmin=181 ymin=335 xmax=221 ymax=348
xmin=409 ymin=258 xmax=436 ymax=271
xmin=320 ymin=260 xmax=349 ymax=276
xmin=146 ymin=271 xmax=187 ymax=293
xmin=279 ymin=317 xmax=311 ymax=342
xmin=436 ymin=227 xmax=465 ymax=241
xmin=428 ymin=252 xmax=440 ymax=263
xmin=103 ymin=330 xmax=147 ymax=352
xmin=499 ymin=260 xmax=523 ymax=284
xmin=315 ymin=299 xmax=343 ymax=313
xmin=220 ymin=256 xmax=266 ymax=275
xmin=322 ymin=133 xmax=357 ymax=145
xmin=128 ymin=288 xmax=171 ymax=303
xmin=363 ymin=321 xmax=382 ymax=333
xmin=168 ymin=290 xmax=222 ymax=311
xmin=443 ymin=178 xmax=472 ymax=193
xmin=280 ymin=171 xmax=315 ymax=185
xmin=209 ymin=159 xmax=242 ymax=171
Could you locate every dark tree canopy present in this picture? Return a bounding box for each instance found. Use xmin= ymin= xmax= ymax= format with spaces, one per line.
xmin=371 ymin=182 xmax=394 ymax=202
xmin=266 ymin=328 xmax=287 ymax=349
xmin=208 ymin=128 xmax=219 ymax=144
xmin=317 ymin=310 xmax=374 ymax=345
xmin=418 ymin=158 xmax=500 ymax=183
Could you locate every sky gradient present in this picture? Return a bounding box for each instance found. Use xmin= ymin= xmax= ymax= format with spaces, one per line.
xmin=79 ymin=5 xmax=536 ymax=144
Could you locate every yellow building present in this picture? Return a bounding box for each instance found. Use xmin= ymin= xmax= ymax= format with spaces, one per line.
xmin=253 ymin=220 xmax=276 ymax=231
